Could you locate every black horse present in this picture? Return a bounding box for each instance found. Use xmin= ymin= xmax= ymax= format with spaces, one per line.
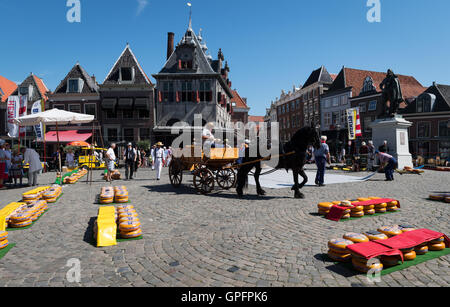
xmin=236 ymin=126 xmax=321 ymax=199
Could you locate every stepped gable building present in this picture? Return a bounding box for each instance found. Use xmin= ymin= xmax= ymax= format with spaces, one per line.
xmin=152 ymin=20 xmax=234 ymax=145
xmin=99 ymin=44 xmax=155 ymax=144
xmin=47 ymin=63 xmax=100 ymax=146
xmin=230 ymin=89 xmax=250 ymax=124
xmin=400 ymin=82 xmax=450 ymax=159
xmin=0 ymin=75 xmax=18 ymax=138
xmin=321 ymin=67 xmax=425 ymax=154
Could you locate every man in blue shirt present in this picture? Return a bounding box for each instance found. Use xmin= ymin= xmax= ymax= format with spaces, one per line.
xmin=314 ymin=136 xmax=331 ymax=187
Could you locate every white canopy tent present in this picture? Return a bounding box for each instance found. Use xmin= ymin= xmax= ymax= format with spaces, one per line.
xmin=14 ymin=109 xmax=95 ymax=184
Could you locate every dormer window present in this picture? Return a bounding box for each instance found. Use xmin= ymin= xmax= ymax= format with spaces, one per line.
xmin=67 ymin=78 xmax=83 ymax=93
xmin=119 ymin=67 xmax=135 ymax=83
xmin=19 ymin=86 xmax=29 ymax=95
xmin=178 ymin=60 xmax=193 ymax=70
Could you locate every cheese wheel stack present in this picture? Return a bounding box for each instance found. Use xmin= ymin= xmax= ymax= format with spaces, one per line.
xmin=364 ymin=231 xmax=389 ymax=241
xmin=22 ymin=187 xmax=49 ymax=204
xmin=327 ymin=239 xmax=353 ymax=262
xmin=350 ymin=205 xmax=364 ymax=218
xmin=317 ymin=202 xmax=333 ymax=216
xmin=428 ymin=237 xmax=446 ymax=251
xmin=116 ymin=205 xmax=142 ymax=239
xmin=64 ymin=168 xmax=88 ymax=184
xmin=375 ymin=202 xmax=387 ymax=213
xmin=112 ymin=170 xmax=121 ymax=180
xmin=0 ymin=231 xmax=8 ymax=249
xmin=42 ymin=185 xmax=62 ymax=203
xmin=351 ymin=255 xmax=383 ymax=273
xmin=99 ymin=187 xmax=115 ymax=204
xmin=387 ymin=201 xmax=399 ymax=212
xmin=377 ymin=225 xmax=403 ymax=237
xmin=8 ymin=200 xmax=48 ymax=228
xmin=114 ymin=186 xmax=129 ymax=203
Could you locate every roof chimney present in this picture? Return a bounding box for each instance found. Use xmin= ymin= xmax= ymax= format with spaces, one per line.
xmin=167 ymin=32 xmax=175 ymax=60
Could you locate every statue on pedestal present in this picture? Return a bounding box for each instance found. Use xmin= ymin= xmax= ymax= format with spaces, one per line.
xmin=379 ymin=69 xmax=404 ymax=117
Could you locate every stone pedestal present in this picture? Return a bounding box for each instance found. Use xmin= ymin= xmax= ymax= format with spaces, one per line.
xmin=370 ymin=115 xmax=413 ymax=169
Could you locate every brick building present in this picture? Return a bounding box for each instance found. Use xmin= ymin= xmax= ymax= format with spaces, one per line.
xmin=0 ymin=75 xmax=18 ymax=138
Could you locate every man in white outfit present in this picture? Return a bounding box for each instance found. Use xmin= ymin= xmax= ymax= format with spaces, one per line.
xmin=153 ymin=142 xmax=164 ymax=180
xmin=21 ymin=147 xmax=43 ymax=187
xmin=150 ymin=145 xmax=156 ymax=170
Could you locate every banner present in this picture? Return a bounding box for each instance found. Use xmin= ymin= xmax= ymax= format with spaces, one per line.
xmin=346 ymin=108 xmax=362 ymax=140
xmin=31 ymin=100 xmax=44 ymax=141
xmin=18 ymin=95 xmax=28 ymax=138
xmin=6 ymin=96 xmax=19 ymax=138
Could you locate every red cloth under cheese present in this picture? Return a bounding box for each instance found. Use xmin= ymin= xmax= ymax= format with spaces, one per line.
xmin=326 ymin=198 xmax=400 ymax=222
xmin=346 ymin=228 xmax=449 ymax=261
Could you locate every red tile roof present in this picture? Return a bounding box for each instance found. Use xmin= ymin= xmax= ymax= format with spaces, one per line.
xmin=0 ymin=75 xmax=18 ymax=103
xmin=231 ymin=90 xmax=249 ymax=109
xmin=248 ymin=116 xmax=265 ymax=123
xmin=32 ymin=75 xmax=49 ymax=101
xmin=344 ymin=68 xmax=426 ymax=99
xmin=330 ymin=74 xmax=337 ymax=81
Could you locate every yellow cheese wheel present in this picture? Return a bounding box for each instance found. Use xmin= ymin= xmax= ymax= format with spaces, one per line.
xmin=117 ymin=205 xmax=134 ymax=210
xmin=9 ymin=212 xmax=33 ymax=223
xmin=415 ymin=245 xmax=428 ymax=255
xmin=400 ymin=227 xmax=416 ymax=233
xmin=341 ymin=213 xmax=351 ymax=219
xmin=387 ymin=206 xmax=399 ymax=212
xmin=120 ymin=229 xmax=142 ymax=239
xmin=0 ymin=231 xmax=8 ymax=241
xmin=327 ymin=250 xmax=351 ymax=262
xmin=317 ymin=202 xmax=334 ymax=210
xmin=10 ymin=219 xmax=33 ymax=228
xmin=363 ymin=205 xmax=375 ymax=210
xmin=0 ymin=239 xmax=9 ymax=249
xmin=365 ymin=232 xmax=389 ymax=241
xmin=119 ymin=221 xmax=141 ymax=232
xmin=351 ymin=206 xmax=364 ymax=212
xmin=318 ymin=209 xmax=330 ymax=216
xmin=343 ymin=233 xmax=369 ymax=243
xmin=364 ymin=209 xmax=376 ymax=215
xmin=369 ymin=197 xmax=382 ymax=200
xmin=332 ymin=201 xmax=342 ymax=205
xmin=375 ymin=203 xmax=387 ymax=208
xmin=350 ymin=211 xmax=364 ymax=218
xmin=119 ymin=212 xmax=138 ymax=219
xmin=352 ymin=259 xmax=383 ymax=273
xmin=328 ymin=239 xmax=354 ymax=252
xmin=375 ymin=208 xmax=387 ymax=213
xmin=403 ymin=251 xmax=416 ymax=261
xmin=380 ymin=255 xmax=400 ymax=267
xmin=430 ymin=237 xmax=444 ymax=244
xmin=388 ymin=201 xmax=398 ymax=206
xmin=378 ymin=226 xmax=402 ymax=237
xmin=428 ymin=242 xmax=446 ymax=251
xmin=357 ymin=198 xmax=371 ymax=201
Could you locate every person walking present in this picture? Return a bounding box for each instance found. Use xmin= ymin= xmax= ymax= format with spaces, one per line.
xmin=10 ymin=149 xmax=23 ymax=186
xmin=314 ymin=136 xmax=331 ymax=187
xmin=150 ymin=145 xmax=156 ymax=170
xmin=376 ymin=150 xmax=398 ymax=181
xmin=105 ymin=143 xmax=117 ymax=182
xmin=134 ymin=144 xmax=141 ymax=174
xmin=0 ymin=140 xmax=9 ymax=190
xmin=153 ymin=142 xmax=164 ymax=180
xmin=124 ymin=143 xmax=137 ymax=180
xmin=66 ymin=148 xmax=75 ymax=169
xmin=21 ymin=147 xmax=43 ymax=187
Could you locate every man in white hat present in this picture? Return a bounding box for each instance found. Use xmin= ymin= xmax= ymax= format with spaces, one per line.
xmin=124 ymin=142 xmax=137 ymax=180
xmin=153 ymin=142 xmax=164 ymax=180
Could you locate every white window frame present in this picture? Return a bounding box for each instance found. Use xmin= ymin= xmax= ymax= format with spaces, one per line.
xmin=67 ymin=78 xmax=84 ymax=93
xmin=68 ymin=103 xmax=81 ymax=113
xmin=84 ymin=103 xmax=97 ymax=117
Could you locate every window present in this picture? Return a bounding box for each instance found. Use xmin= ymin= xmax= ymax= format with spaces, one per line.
xmin=324 ymin=112 xmax=331 ymax=126
xmin=324 ymin=99 xmax=330 ymax=108
xmin=368 ymin=100 xmax=377 ymax=111
xmin=417 ymin=95 xmax=432 ymax=113
xmin=181 ymin=81 xmax=193 ymax=102
xmin=341 ymin=109 xmax=346 ymax=124
xmin=162 ymin=82 xmax=174 ymax=102
xmin=139 ymin=128 xmax=150 ymax=141
xmin=123 ymin=109 xmax=134 ymax=119
xmin=439 ymin=121 xmax=450 ymax=137
xmin=332 ymin=97 xmax=339 ymax=107
xmin=417 ymin=122 xmax=430 ymax=138
xmin=332 ymin=111 xmax=339 ymax=125
xmin=286 ymin=104 xmax=289 ymax=113
xmin=84 ymin=103 xmax=96 ymax=117
xmin=359 ymin=103 xmax=366 ymax=113
xmin=123 ymin=128 xmax=134 ymax=142
xmin=68 ymin=79 xmax=83 ymax=93
xmin=180 ymin=60 xmax=193 ymax=70
xmin=199 ymin=80 xmax=212 ymax=102
xmin=138 ymin=109 xmax=149 ymax=119
xmin=68 ymin=104 xmax=81 ymax=113
xmin=106 ymin=128 xmax=119 ymax=142
xmin=120 ymin=67 xmax=134 ymax=82
xmin=19 ymin=87 xmax=29 ymax=95
xmin=340 ymin=96 xmax=347 ymax=106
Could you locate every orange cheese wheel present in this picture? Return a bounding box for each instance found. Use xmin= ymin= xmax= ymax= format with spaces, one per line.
xmin=0 ymin=239 xmax=9 ymax=249
xmin=117 ymin=205 xmax=134 ymax=210
xmin=415 ymin=245 xmax=428 ymax=255
xmin=403 ymin=251 xmax=416 ymax=261
xmin=388 ymin=201 xmax=398 ymax=206
xmin=332 ymin=201 xmax=342 ymax=205
xmin=380 ymin=255 xmax=400 ymax=267
xmin=343 ymin=233 xmax=369 ymax=243
xmin=387 ymin=206 xmax=399 ymax=212
xmin=328 ymin=239 xmax=354 ymax=252
xmin=363 ymin=205 xmax=375 ymax=210
xmin=119 ymin=221 xmax=141 ymax=232
xmin=365 ymin=232 xmax=389 ymax=241
xmin=350 ymin=211 xmax=364 ymax=218
xmin=369 ymin=197 xmax=382 ymax=200
xmin=430 ymin=237 xmax=444 ymax=244
xmin=10 ymin=219 xmax=33 ymax=228
xmin=0 ymin=231 xmax=8 ymax=241
xmin=375 ymin=203 xmax=387 ymax=208
xmin=318 ymin=209 xmax=329 ymax=216
xmin=119 ymin=212 xmax=138 ymax=219
xmin=357 ymin=198 xmax=371 ymax=201
xmin=120 ymin=229 xmax=142 ymax=239
xmin=351 ymin=206 xmax=364 ymax=212
xmin=375 ymin=208 xmax=387 ymax=213
xmin=341 ymin=213 xmax=351 ymax=219
xmin=428 ymin=242 xmax=446 ymax=251
xmin=378 ymin=226 xmax=402 ymax=237
xmin=352 ymin=259 xmax=383 ymax=273
xmin=364 ymin=209 xmax=376 ymax=215
xmin=327 ymin=250 xmax=351 ymax=262
xmin=318 ymin=202 xmax=334 ymax=210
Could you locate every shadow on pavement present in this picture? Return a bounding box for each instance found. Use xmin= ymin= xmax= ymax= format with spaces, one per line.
xmin=314 ymin=253 xmax=360 ymax=278
xmin=83 ymin=217 xmax=97 ymax=247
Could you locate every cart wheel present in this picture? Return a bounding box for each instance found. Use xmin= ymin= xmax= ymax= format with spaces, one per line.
xmin=216 ymin=169 xmax=236 ymax=190
xmin=193 ymin=168 xmax=215 ymax=194
xmin=169 ymin=160 xmax=183 ymax=188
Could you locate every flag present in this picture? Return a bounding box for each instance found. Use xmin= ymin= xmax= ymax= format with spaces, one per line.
xmin=18 ymin=95 xmax=27 ymax=138
xmin=346 ymin=108 xmax=362 ymax=140
xmin=31 ymin=100 xmax=44 ymax=141
xmin=6 ymin=96 xmax=19 ymax=138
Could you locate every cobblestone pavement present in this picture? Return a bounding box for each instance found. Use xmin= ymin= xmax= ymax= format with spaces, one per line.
xmin=0 ymin=166 xmax=448 ymax=287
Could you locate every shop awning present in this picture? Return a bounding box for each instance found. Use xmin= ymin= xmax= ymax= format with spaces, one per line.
xmin=44 ymin=130 xmax=92 ymax=143
xmin=101 ymin=98 xmax=117 ymax=110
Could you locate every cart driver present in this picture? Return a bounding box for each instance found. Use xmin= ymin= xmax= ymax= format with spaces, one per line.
xmin=202 ymin=122 xmax=216 ymax=148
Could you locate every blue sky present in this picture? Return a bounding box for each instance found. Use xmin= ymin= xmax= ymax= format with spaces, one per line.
xmin=1 ymin=0 xmax=449 ymax=116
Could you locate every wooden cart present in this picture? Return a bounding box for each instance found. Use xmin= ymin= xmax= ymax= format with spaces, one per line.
xmin=169 ymin=146 xmax=239 ymax=194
